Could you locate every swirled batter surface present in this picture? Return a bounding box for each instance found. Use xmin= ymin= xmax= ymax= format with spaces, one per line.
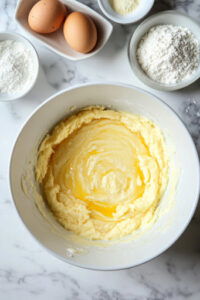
xmin=36 ymin=107 xmax=169 ymax=240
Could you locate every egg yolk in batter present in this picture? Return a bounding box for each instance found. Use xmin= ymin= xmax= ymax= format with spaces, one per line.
xmin=36 ymin=106 xmax=169 ymax=240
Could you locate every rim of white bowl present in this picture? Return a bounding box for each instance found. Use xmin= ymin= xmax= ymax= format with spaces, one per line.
xmin=98 ymin=0 xmax=155 ymax=24
xmin=0 ymin=31 xmax=39 ymax=102
xmin=9 ymin=82 xmax=200 ymax=271
xmin=128 ymin=10 xmax=200 ymax=91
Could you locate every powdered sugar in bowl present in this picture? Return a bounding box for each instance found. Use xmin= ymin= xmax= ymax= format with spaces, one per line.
xmin=128 ymin=11 xmax=200 ymax=91
xmin=0 ymin=32 xmax=39 ymax=101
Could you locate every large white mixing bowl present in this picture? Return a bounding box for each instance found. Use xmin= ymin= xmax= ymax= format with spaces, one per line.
xmin=10 ymin=83 xmax=200 ymax=270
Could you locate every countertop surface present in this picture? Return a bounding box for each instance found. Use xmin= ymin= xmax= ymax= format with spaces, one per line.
xmin=1 ymin=0 xmax=200 ymax=299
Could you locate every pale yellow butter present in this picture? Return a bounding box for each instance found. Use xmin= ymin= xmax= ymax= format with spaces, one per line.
xmin=109 ymin=0 xmax=140 ymax=15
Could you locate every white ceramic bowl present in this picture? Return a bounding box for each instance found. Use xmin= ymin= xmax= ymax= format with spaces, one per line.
xmin=128 ymin=10 xmax=200 ymax=91
xmin=10 ymin=83 xmax=200 ymax=270
xmin=98 ymin=0 xmax=154 ymax=24
xmin=15 ymin=0 xmax=113 ymax=61
xmin=0 ymin=31 xmax=39 ymax=101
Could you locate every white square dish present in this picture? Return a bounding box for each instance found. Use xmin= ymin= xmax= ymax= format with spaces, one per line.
xmin=15 ymin=0 xmax=113 ymax=61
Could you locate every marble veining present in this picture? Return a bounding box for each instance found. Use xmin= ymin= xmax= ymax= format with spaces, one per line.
xmin=183 ymin=97 xmax=200 ymax=152
xmin=1 ymin=0 xmax=200 ymax=299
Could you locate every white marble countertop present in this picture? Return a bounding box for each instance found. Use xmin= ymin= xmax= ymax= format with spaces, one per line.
xmin=1 ymin=0 xmax=200 ymax=299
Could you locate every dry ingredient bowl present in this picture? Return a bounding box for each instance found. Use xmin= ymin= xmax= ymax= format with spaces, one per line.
xmin=10 ymin=83 xmax=200 ymax=270
xmin=128 ymin=10 xmax=200 ymax=91
xmin=0 ymin=31 xmax=39 ymax=101
xmin=98 ymin=0 xmax=154 ymax=25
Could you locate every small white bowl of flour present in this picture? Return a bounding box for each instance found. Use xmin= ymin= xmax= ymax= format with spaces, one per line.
xmin=0 ymin=32 xmax=39 ymax=101
xmin=98 ymin=0 xmax=154 ymax=24
xmin=128 ymin=11 xmax=200 ymax=91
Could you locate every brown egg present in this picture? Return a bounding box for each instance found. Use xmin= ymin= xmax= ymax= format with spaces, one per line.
xmin=63 ymin=12 xmax=97 ymax=53
xmin=28 ymin=0 xmax=66 ymax=34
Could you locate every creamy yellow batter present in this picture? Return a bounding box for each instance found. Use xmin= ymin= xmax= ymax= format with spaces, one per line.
xmin=36 ymin=106 xmax=169 ymax=240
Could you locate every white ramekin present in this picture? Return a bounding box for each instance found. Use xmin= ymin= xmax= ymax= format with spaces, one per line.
xmin=0 ymin=31 xmax=39 ymax=101
xmin=98 ymin=0 xmax=154 ymax=24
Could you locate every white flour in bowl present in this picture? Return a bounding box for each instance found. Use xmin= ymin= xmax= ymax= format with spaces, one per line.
xmin=0 ymin=40 xmax=35 ymax=94
xmin=137 ymin=25 xmax=200 ymax=84
xmin=110 ymin=0 xmax=140 ymax=15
